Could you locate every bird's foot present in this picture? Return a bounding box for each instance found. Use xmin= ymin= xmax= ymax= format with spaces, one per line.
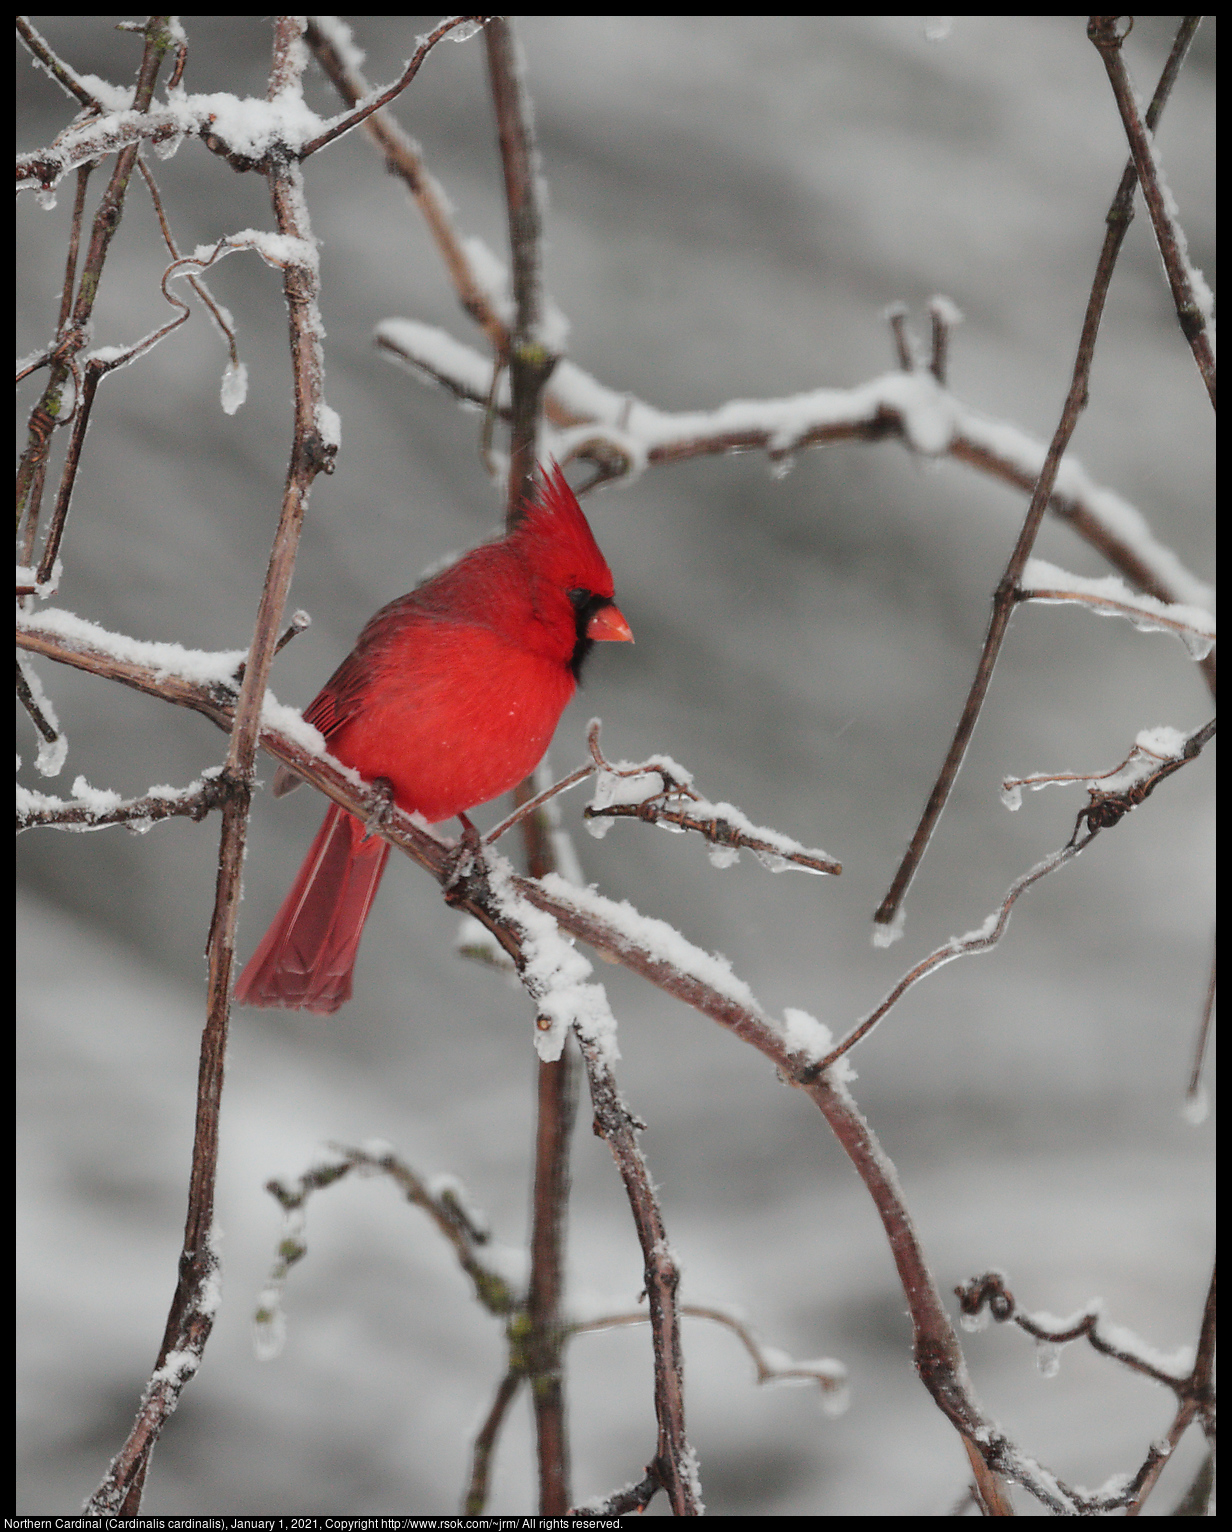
xmin=443 ymin=812 xmax=485 ymax=903
xmin=360 ymin=778 xmax=397 ymax=843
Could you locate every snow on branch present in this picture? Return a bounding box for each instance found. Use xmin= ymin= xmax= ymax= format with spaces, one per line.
xmin=16 ymin=16 xmax=476 ymax=191
xmin=1017 ymin=558 xmax=1215 ymax=660
xmin=1001 ymin=720 xmax=1215 ymax=841
xmin=582 ymin=724 xmax=841 ymax=876
xmin=16 ymin=605 xmax=247 ymax=691
xmin=17 ymin=768 xmax=227 ymax=834
xmin=255 ymin=1142 xmax=521 ymax=1362
xmin=374 ymin=316 xmax=1214 ymax=615
xmin=955 ymin=1271 xmax=1196 ymax=1390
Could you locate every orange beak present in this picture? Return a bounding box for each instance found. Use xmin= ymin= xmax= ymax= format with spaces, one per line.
xmin=586 ymin=602 xmax=634 ymax=643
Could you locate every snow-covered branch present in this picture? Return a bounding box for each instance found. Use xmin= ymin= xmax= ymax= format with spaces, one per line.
xmin=375 ymin=316 xmax=1215 ymax=620
xmin=1018 ymin=558 xmax=1215 ymax=661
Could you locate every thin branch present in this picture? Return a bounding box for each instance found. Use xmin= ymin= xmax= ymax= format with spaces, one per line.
xmin=261 ymin=1145 xmax=517 ymax=1324
xmin=1089 ymin=16 xmax=1215 ymax=408
xmin=17 ymin=772 xmax=227 ymax=833
xmin=571 ymin=1303 xmax=847 ymax=1400
xmin=465 ymin=1372 xmax=523 ymax=1514
xmin=16 ymin=15 xmax=108 ymax=110
xmin=483 ymin=759 xmax=596 ymax=844
xmin=57 ymin=164 xmax=94 ymax=336
xmin=485 ymin=17 xmax=558 ymax=517
xmin=477 ymin=18 xmax=577 ymax=1512
xmin=805 ymin=836 xmax=1095 ymax=1080
xmin=17 ymin=16 xmax=175 ymax=558
xmin=304 ymin=17 xmax=512 ymax=361
xmin=297 ymin=16 xmax=479 ymax=158
xmin=956 ymin=1272 xmax=1194 ymax=1390
xmin=1015 ymin=560 xmax=1215 ymax=655
xmin=812 ymin=717 xmax=1214 ymax=1078
xmin=15 ymin=658 xmax=59 ymax=745
xmin=1185 ymin=942 xmax=1216 ymax=1107
xmin=137 ymin=157 xmax=242 ymax=373
xmin=576 ymin=1038 xmax=699 ymax=1516
xmin=873 ymin=16 xmax=1204 ymax=933
xmin=582 ymin=720 xmax=841 ymax=875
xmin=955 ymin=1262 xmax=1216 ymax=1514
xmin=583 ymin=1473 xmax=662 ymax=1517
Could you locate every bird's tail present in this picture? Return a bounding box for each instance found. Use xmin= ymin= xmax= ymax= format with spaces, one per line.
xmin=235 ymin=802 xmax=390 ymax=1014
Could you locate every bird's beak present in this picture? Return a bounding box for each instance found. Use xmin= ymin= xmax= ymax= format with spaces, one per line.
xmin=587 ymin=602 xmax=634 ymax=643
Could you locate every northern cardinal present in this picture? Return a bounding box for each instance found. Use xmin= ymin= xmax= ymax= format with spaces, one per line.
xmin=235 ymin=464 xmax=632 ymax=1013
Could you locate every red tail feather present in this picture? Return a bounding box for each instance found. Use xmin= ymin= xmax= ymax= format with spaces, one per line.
xmin=235 ymin=804 xmax=390 ymax=1014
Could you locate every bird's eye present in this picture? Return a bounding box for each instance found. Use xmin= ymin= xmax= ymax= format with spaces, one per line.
xmin=566 ymin=587 xmax=591 ymax=611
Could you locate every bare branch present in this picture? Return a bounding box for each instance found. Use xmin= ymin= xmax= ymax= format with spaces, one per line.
xmin=1089 ymin=16 xmax=1215 ymax=408
xmin=485 ymin=17 xmax=558 ymax=518
xmin=16 ymin=15 xmax=109 ymax=110
xmin=1185 ymin=942 xmax=1216 ymax=1111
xmin=576 ymin=1038 xmax=699 ymax=1516
xmin=464 ymin=1372 xmax=523 ymax=1514
xmin=298 ymin=16 xmax=480 ymax=159
xmin=571 ymin=1302 xmax=847 ymax=1402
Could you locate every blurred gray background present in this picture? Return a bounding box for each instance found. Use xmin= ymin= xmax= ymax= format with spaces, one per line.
xmin=17 ymin=16 xmax=1214 ymax=1515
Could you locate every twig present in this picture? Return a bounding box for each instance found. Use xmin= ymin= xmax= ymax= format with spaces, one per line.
xmin=806 ymin=836 xmax=1094 ymax=1080
xmin=955 ymin=1262 xmax=1216 ymax=1513
xmin=483 ymin=759 xmax=596 ymax=844
xmin=873 ymin=16 xmax=1204 ymax=934
xmin=481 ymin=18 xmax=575 ymax=1512
xmin=297 ymin=16 xmax=479 ymax=159
xmin=304 ymin=18 xmax=510 ymax=360
xmin=583 ymin=721 xmax=841 ymax=875
xmin=1065 ymin=718 xmax=1213 ymax=842
xmin=485 ymin=17 xmax=558 ymax=518
xmin=928 ymin=295 xmax=962 ymax=385
xmin=956 ymin=1271 xmax=1194 ymax=1389
xmin=576 ymin=1038 xmax=699 ymax=1516
xmin=260 ymin=1145 xmax=517 ymax=1328
xmin=137 ymin=157 xmax=242 ymax=373
xmin=17 ymin=772 xmax=227 ymax=833
xmin=57 ymin=164 xmax=94 ymax=337
xmin=15 ymin=658 xmax=59 ymax=745
xmin=815 ymin=717 xmax=1213 ymax=1077
xmin=34 ymin=237 xmax=238 ymax=588
xmin=465 ymin=1372 xmax=523 ymax=1513
xmin=1014 ymin=574 xmax=1215 ymax=653
xmin=570 ymin=1303 xmax=847 ymax=1399
xmin=17 ymin=16 xmax=176 ymax=565
xmin=1185 ymin=943 xmax=1216 ymax=1108
xmin=1088 ymin=16 xmax=1215 ymax=409
xmin=15 ymin=15 xmax=108 ymax=110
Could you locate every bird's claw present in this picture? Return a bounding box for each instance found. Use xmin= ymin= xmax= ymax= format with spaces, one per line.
xmin=443 ymin=813 xmax=485 ymax=902
xmin=360 ymin=778 xmax=396 ymax=843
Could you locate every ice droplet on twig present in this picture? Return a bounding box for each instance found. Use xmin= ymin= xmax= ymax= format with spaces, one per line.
xmin=1035 ymin=1340 xmax=1062 ymax=1379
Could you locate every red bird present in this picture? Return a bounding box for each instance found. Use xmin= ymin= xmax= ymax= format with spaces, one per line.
xmin=236 ymin=464 xmax=632 ymax=1014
